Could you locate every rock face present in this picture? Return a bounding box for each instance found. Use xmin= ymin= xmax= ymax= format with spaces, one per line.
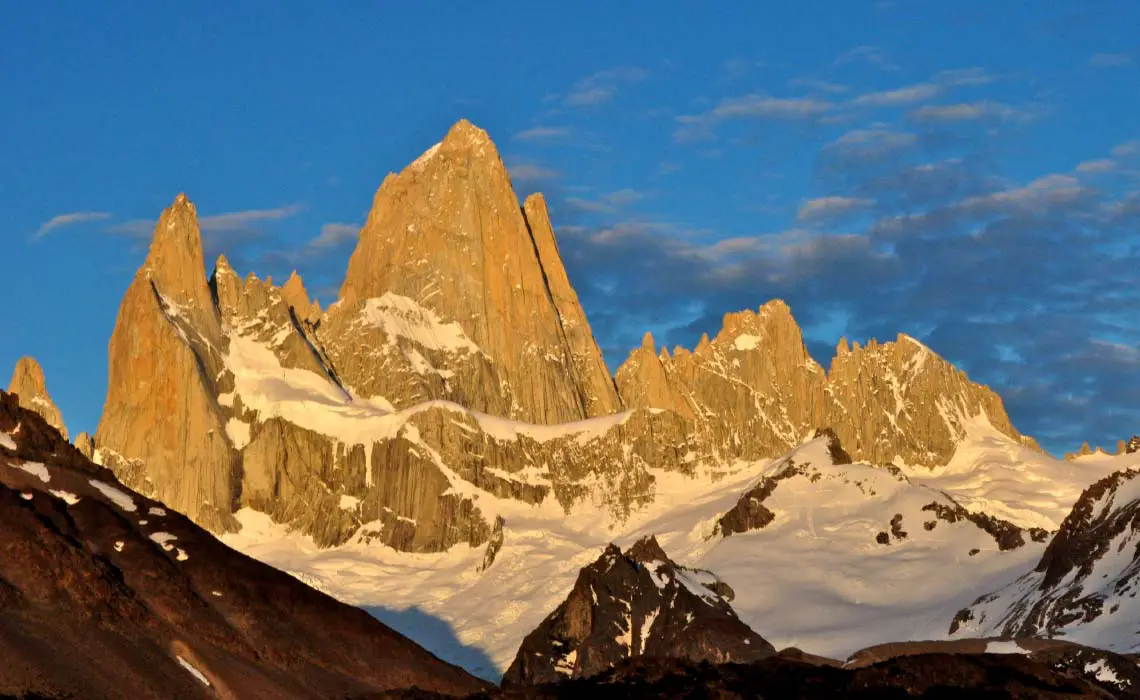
xmin=950 ymin=459 xmax=1140 ymax=646
xmin=616 ymin=311 xmax=1029 ymax=469
xmin=6 ymin=356 xmax=67 ymax=440
xmin=94 ymin=195 xmax=237 ymax=533
xmin=91 ymin=120 xmax=1039 ymax=558
xmin=0 ymin=390 xmax=486 ymax=699
xmin=503 ymin=536 xmax=774 ymax=685
xmin=338 ymin=119 xmax=619 ymax=424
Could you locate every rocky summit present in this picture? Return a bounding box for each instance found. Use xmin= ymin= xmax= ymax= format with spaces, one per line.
xmin=85 ymin=120 xmax=1043 ymax=562
xmin=503 ymin=536 xmax=774 ymax=685
xmin=6 ymin=356 xmax=68 ymax=440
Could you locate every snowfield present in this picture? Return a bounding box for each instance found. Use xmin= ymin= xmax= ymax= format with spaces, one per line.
xmin=223 ymin=420 xmax=1125 ymax=681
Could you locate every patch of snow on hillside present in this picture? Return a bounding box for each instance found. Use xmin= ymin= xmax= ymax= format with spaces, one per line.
xmin=905 ymin=415 xmax=1131 ymax=530
xmin=0 ymin=433 xmax=16 ymax=450
xmin=50 ymin=490 xmax=80 ymax=505
xmin=339 ymin=495 xmax=360 ymax=511
xmin=16 ymin=461 xmax=50 ymax=483
xmin=176 ymin=656 xmax=211 ymax=687
xmin=733 ymin=334 xmax=760 ymax=351
xmin=985 ymin=640 xmax=1029 ymax=654
xmin=90 ymin=480 xmax=137 ymax=512
xmin=225 ymin=419 xmax=251 ymax=450
xmin=362 ymin=293 xmax=481 ymax=355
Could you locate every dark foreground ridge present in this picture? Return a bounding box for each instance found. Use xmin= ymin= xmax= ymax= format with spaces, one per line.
xmin=0 ymin=390 xmax=487 ymax=699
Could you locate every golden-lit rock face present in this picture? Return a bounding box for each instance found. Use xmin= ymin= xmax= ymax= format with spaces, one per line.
xmin=339 ymin=119 xmax=620 ymax=425
xmin=7 ymin=356 xmax=68 ymax=440
xmin=90 ymin=120 xmax=1033 ymax=553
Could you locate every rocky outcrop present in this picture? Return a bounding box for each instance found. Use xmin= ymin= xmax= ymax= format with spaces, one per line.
xmin=502 ymin=536 xmax=774 ymax=685
xmin=616 ymin=308 xmax=1029 ymax=469
xmin=337 ymin=119 xmax=618 ymax=425
xmin=0 ymin=389 xmax=487 ymax=699
xmin=6 ymin=356 xmax=67 ymax=440
xmin=94 ymin=195 xmax=237 ymax=533
xmin=950 ymin=464 xmax=1140 ymax=645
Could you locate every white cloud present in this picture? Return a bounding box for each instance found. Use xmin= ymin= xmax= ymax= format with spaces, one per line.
xmin=198 ymin=204 xmax=302 ymax=232
xmin=309 ymin=223 xmax=359 ymax=249
xmin=797 ymin=196 xmax=874 ymax=222
xmin=853 ymin=83 xmax=941 ymax=107
xmin=1075 ymin=159 xmax=1116 ymax=174
xmin=34 ymin=211 xmax=111 ymax=238
xmin=834 ymin=45 xmax=899 ymax=71
xmin=909 ymin=101 xmax=1020 ymax=122
xmin=713 ymin=94 xmax=833 ymax=119
xmin=513 ymin=126 xmax=571 ymax=141
xmin=509 ymin=163 xmax=562 ymax=182
xmin=565 ymin=66 xmax=648 ymax=108
xmin=1089 ymin=53 xmax=1131 ymax=68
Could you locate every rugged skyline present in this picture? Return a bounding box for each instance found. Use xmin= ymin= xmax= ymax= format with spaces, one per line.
xmin=3 ymin=3 xmax=1139 ymax=453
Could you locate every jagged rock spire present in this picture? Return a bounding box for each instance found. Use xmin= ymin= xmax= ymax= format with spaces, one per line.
xmin=96 ymin=193 xmax=236 ymax=532
xmin=7 ymin=356 xmax=68 ymax=440
xmin=336 ymin=119 xmax=618 ymax=424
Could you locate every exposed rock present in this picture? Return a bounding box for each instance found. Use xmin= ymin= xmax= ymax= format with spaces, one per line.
xmin=479 ymin=516 xmax=506 ymax=572
xmin=616 ymin=310 xmax=1029 ymax=470
xmin=94 ymin=194 xmax=237 ymax=533
xmin=338 ymin=119 xmax=617 ymax=425
xmin=74 ymin=431 xmax=95 ymax=460
xmin=1128 ymin=436 xmax=1140 ymax=455
xmin=6 ymin=357 xmax=67 ymax=440
xmin=502 ymin=536 xmax=774 ymax=685
xmin=950 ymin=466 xmax=1140 ymax=643
xmin=0 ymin=390 xmax=487 ymax=699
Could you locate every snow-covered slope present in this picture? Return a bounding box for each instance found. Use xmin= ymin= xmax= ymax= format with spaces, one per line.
xmin=221 ymin=425 xmax=1119 ymax=682
xmin=949 ymin=451 xmax=1140 ymax=652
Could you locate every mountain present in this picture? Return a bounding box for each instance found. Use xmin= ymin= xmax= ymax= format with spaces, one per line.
xmin=75 ymin=119 xmax=1121 ymax=682
xmin=616 ymin=311 xmax=1033 ymax=469
xmin=502 ymin=536 xmax=774 ymax=685
xmin=7 ymin=356 xmax=67 ymax=440
xmin=0 ymin=389 xmax=486 ymax=698
xmin=90 ymin=120 xmax=1043 ymax=558
xmin=337 ymin=119 xmax=620 ymax=424
xmin=949 ymin=450 xmax=1140 ymax=650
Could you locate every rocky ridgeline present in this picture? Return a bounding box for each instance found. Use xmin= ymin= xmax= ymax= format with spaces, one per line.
xmin=86 ymin=119 xmax=1039 ymax=555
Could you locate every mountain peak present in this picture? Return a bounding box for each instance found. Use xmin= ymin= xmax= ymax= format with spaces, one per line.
xmin=337 ymin=122 xmax=618 ymax=423
xmin=7 ymin=356 xmax=67 ymax=440
xmin=444 ymin=118 xmax=491 ymax=146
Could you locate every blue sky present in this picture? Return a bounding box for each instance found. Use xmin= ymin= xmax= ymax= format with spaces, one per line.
xmin=2 ymin=1 xmax=1138 ymax=454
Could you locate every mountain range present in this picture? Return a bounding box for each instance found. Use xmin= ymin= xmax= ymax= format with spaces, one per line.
xmin=5 ymin=119 xmax=1140 ymax=697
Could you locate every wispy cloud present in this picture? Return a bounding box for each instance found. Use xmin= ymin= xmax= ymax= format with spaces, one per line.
xmin=909 ymin=101 xmax=1021 ymax=122
xmin=796 ymin=196 xmax=874 ymax=223
xmin=34 ymin=211 xmax=111 ymax=238
xmin=789 ymin=76 xmax=849 ymax=94
xmin=933 ymin=67 xmax=996 ymax=87
xmin=713 ymin=94 xmax=834 ymax=118
xmin=834 ymin=45 xmax=899 ymax=71
xmin=1089 ymin=52 xmax=1131 ymax=68
xmin=508 ymin=163 xmax=562 ymax=183
xmin=565 ymin=66 xmax=648 ymax=108
xmin=853 ymin=83 xmax=942 ymax=107
xmin=564 ymin=189 xmax=647 ymax=214
xmin=198 ymin=204 xmax=302 ymax=232
xmin=1112 ymin=140 xmax=1140 ymax=158
xmin=1075 ymin=159 xmax=1116 ymax=174
xmin=309 ymin=223 xmax=359 ymax=249
xmin=513 ymin=126 xmax=571 ymax=142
